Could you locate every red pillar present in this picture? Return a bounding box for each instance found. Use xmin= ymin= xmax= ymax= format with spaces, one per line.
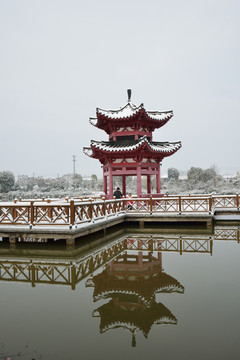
xmin=147 ymin=174 xmax=151 ymax=194
xmin=103 ymin=172 xmax=107 ymax=195
xmin=156 ymin=164 xmax=161 ymax=194
xmin=122 ymin=176 xmax=126 ymax=197
xmin=109 ymin=167 xmax=113 ymax=198
xmin=137 ymin=165 xmax=142 ymax=197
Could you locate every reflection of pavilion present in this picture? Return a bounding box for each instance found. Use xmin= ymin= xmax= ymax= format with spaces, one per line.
xmin=86 ymin=247 xmax=184 ymax=346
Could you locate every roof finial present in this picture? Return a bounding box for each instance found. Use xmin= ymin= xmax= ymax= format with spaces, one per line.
xmin=132 ymin=333 xmax=136 ymax=347
xmin=127 ymin=89 xmax=132 ymax=103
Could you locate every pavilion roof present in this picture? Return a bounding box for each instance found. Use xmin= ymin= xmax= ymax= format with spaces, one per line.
xmin=86 ymin=269 xmax=184 ymax=307
xmin=89 ymin=101 xmax=173 ymax=131
xmin=83 ymin=136 xmax=181 ymax=158
xmin=93 ymin=299 xmax=177 ymax=337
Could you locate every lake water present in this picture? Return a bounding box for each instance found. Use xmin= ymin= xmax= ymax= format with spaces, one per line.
xmin=0 ymin=225 xmax=239 ymax=360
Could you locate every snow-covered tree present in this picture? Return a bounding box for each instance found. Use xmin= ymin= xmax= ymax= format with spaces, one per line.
xmin=0 ymin=171 xmax=15 ymax=193
xmin=187 ymin=167 xmax=204 ymax=183
xmin=168 ymin=167 xmax=180 ymax=181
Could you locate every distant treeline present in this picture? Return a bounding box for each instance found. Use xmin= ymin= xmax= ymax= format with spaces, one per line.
xmin=0 ymin=167 xmax=240 ymax=199
xmin=164 ymin=167 xmax=240 ymax=195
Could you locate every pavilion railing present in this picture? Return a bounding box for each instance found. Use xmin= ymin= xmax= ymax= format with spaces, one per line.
xmin=0 ymin=194 xmax=239 ymax=226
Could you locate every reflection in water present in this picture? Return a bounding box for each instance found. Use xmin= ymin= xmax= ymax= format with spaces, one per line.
xmin=214 ymin=226 xmax=240 ymax=242
xmin=0 ymin=240 xmax=126 ymax=290
xmin=0 ymin=226 xmax=239 ymax=351
xmin=0 ymin=234 xmax=214 ymax=290
xmin=86 ymin=248 xmax=184 ymax=346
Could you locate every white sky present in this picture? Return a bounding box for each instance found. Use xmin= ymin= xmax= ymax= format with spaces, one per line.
xmin=0 ymin=0 xmax=239 ymax=178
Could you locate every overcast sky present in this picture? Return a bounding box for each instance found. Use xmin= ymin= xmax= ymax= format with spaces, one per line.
xmin=0 ymin=0 xmax=239 ymax=178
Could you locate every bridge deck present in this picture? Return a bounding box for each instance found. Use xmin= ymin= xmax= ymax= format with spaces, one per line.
xmin=0 ymin=212 xmax=214 ymax=244
xmin=0 ymin=194 xmax=240 ymax=244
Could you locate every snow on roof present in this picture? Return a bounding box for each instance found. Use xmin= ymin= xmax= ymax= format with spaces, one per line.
xmin=146 ymin=110 xmax=173 ymax=121
xmin=97 ymin=101 xmax=142 ymax=119
xmin=89 ymin=101 xmax=173 ymax=125
xmin=89 ymin=117 xmax=98 ymax=126
xmin=83 ymin=136 xmax=181 ymax=157
xmin=83 ymin=147 xmax=93 ymax=157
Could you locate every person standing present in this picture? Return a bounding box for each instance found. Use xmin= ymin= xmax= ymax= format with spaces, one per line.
xmin=113 ymin=187 xmax=122 ymax=199
xmin=127 ymin=192 xmax=134 ymax=210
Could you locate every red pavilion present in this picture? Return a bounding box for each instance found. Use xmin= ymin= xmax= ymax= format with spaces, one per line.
xmin=83 ymin=90 xmax=181 ymax=198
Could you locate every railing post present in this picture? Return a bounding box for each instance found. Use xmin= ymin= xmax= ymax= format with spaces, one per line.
xmin=236 ymin=193 xmax=239 ymax=210
xmin=209 ymin=196 xmax=213 ymax=214
xmin=150 ymin=196 xmax=153 ymax=214
xmin=30 ymin=201 xmax=34 ymax=225
xmin=113 ymin=198 xmax=117 ymax=213
xmin=70 ymin=200 xmax=75 ymax=226
xmin=121 ymin=198 xmax=125 ymax=212
xmin=124 ymin=198 xmax=127 ymax=211
xmin=210 ymin=237 xmax=213 ymax=255
xmin=30 ymin=262 xmax=36 ymax=288
xmin=47 ymin=199 xmax=52 ymax=221
xmin=12 ymin=206 xmax=16 ymax=222
xmin=179 ymin=196 xmax=182 ymax=214
xmin=179 ymin=237 xmax=183 ymax=255
xmin=102 ymin=198 xmax=106 ymax=216
xmin=88 ymin=200 xmax=93 ymax=221
xmin=71 ymin=264 xmax=76 ymax=291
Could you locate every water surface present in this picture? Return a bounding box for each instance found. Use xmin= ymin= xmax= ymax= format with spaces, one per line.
xmin=0 ymin=226 xmax=239 ymax=359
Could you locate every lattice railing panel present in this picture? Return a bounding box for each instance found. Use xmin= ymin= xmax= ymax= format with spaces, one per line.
xmin=51 ymin=207 xmax=70 ymax=224
xmin=125 ymin=236 xmax=212 ymax=254
xmin=214 ymin=227 xmax=240 ymax=241
xmin=0 ymin=206 xmax=29 ymax=224
xmin=213 ymin=196 xmax=237 ymax=208
xmin=92 ymin=203 xmax=105 ymax=219
xmin=74 ymin=204 xmax=91 ymax=223
xmin=0 ymin=261 xmax=30 ymax=281
xmin=34 ymin=206 xmax=70 ymax=224
xmin=127 ymin=237 xmax=181 ymax=252
xmin=153 ymin=199 xmax=179 ymax=212
xmin=0 ymin=260 xmax=72 ymax=285
xmin=105 ymin=201 xmax=115 ymax=216
xmin=182 ymin=239 xmax=211 ymax=253
xmin=115 ymin=200 xmax=125 ymax=213
xmin=130 ymin=200 xmax=149 ymax=212
xmin=181 ymin=198 xmax=209 ymax=212
xmin=34 ymin=264 xmax=71 ymax=284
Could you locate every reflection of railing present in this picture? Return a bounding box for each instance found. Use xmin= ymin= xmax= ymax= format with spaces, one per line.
xmin=1 ymin=227 xmax=239 ymax=289
xmin=0 ymin=194 xmax=239 ymax=227
xmin=214 ymin=226 xmax=240 ymax=242
xmin=0 ymin=239 xmax=127 ymax=289
xmin=0 ymin=259 xmax=74 ymax=287
xmin=0 ymin=235 xmax=214 ymax=289
xmin=126 ymin=236 xmax=213 ymax=254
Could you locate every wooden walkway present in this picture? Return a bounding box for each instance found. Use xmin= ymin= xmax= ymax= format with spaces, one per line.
xmin=0 ymin=194 xmax=240 ymax=244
